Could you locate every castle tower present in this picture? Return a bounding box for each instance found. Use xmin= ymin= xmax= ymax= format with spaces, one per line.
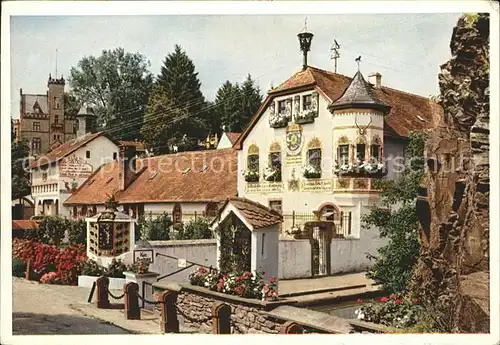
xmin=47 ymin=74 xmax=65 ymax=146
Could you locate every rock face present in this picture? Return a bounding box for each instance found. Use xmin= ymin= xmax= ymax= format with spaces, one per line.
xmin=412 ymin=13 xmax=489 ymax=332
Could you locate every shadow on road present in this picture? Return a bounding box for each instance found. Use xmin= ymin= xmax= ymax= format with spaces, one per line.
xmin=13 ymin=312 xmax=131 ymax=335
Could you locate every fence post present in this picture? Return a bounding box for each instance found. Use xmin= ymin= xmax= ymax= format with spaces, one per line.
xmin=212 ymin=302 xmax=231 ymax=334
xmin=159 ymin=290 xmax=179 ymax=333
xmin=25 ymin=259 xmax=32 ymax=280
xmin=124 ymin=282 xmax=141 ymax=320
xmin=279 ymin=321 xmax=303 ymax=334
xmin=348 ymin=212 xmax=352 ymax=235
xmin=292 ymin=210 xmax=295 ymax=228
xmin=96 ymin=276 xmax=110 ymax=309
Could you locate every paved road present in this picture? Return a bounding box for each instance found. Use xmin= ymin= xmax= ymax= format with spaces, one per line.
xmin=12 ymin=277 xmax=130 ymax=335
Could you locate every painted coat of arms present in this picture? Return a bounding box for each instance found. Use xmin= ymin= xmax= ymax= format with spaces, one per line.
xmin=286 ymin=123 xmax=303 ymax=156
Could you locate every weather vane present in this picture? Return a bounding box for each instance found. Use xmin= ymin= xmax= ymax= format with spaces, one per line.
xmin=355 ymin=55 xmax=362 ymax=71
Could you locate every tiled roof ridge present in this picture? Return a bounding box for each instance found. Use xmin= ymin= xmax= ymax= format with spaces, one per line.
xmin=143 ymin=147 xmax=235 ymax=161
xmin=228 ymin=196 xmax=282 ymax=218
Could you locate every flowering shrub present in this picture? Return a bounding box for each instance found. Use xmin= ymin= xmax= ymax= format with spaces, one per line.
xmin=244 ymin=169 xmax=259 ymax=182
xmin=12 ymin=239 xmax=87 ymax=285
xmin=354 ymin=294 xmax=424 ymax=329
xmin=106 ymin=258 xmax=128 ymax=278
xmin=189 ymin=267 xmax=279 ymax=301
xmin=126 ymin=258 xmax=151 ymax=275
xmin=40 ymin=272 xmax=62 ymax=285
xmin=301 ymin=164 xmax=321 ymax=179
xmin=81 ymin=259 xmax=105 ymax=277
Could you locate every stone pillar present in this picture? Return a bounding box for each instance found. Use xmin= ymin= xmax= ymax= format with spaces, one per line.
xmin=96 ymin=276 xmax=110 ymax=309
xmin=124 ymin=282 xmax=140 ymax=320
xmin=123 ymin=271 xmax=160 ymax=311
xmin=212 ymin=303 xmax=231 ymax=334
xmin=159 ymin=291 xmax=179 ymax=333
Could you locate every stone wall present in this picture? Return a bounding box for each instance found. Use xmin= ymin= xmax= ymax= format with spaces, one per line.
xmin=412 ymin=13 xmax=490 ymax=332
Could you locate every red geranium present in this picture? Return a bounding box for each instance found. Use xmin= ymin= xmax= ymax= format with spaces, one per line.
xmin=357 ymin=298 xmax=363 ymax=303
xmin=390 ymin=294 xmax=397 ymax=300
xmin=413 ymin=298 xmax=419 ymax=304
xmin=380 ymin=297 xmax=389 ymax=302
xmin=395 ymin=299 xmax=403 ymax=305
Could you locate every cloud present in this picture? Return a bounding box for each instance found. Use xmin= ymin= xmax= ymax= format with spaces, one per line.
xmin=10 ymin=13 xmax=461 ymax=118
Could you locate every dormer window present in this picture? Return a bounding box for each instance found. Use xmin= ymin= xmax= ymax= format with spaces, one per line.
xmin=303 ymin=94 xmax=312 ymax=111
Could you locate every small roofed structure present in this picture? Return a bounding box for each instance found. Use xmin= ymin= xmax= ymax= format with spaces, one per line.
xmin=85 ymin=194 xmax=136 ymax=267
xmin=211 ymin=197 xmax=282 ymax=279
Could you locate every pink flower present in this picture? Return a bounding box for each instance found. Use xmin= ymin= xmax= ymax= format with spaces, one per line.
xmin=395 ymin=299 xmax=403 ymax=305
xmin=357 ymin=298 xmax=363 ymax=303
xmin=380 ymin=297 xmax=389 ymax=302
xmin=390 ymin=294 xmax=397 ymax=300
xmin=413 ymin=298 xmax=419 ymax=304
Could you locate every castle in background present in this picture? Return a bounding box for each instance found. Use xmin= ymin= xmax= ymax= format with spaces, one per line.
xmin=14 ymin=74 xmax=77 ymax=155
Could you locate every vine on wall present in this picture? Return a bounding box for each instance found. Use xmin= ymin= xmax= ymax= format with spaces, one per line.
xmin=216 ymin=216 xmax=252 ymax=273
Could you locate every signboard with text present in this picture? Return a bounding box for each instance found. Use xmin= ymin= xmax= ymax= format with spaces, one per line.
xmin=59 ymin=155 xmax=93 ymax=178
xmin=133 ymin=249 xmax=154 ymax=264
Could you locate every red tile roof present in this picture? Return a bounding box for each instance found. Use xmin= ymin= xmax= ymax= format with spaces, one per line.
xmin=30 ymin=131 xmax=118 ymax=168
xmin=218 ymin=197 xmax=282 ymax=230
xmin=12 ymin=220 xmax=39 ymax=231
xmin=64 ymin=148 xmax=238 ymax=205
xmin=225 ymin=133 xmax=241 ymax=146
xmin=235 ymin=66 xmax=442 ymax=148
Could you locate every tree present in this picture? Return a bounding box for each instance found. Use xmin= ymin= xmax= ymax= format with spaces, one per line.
xmin=137 ymin=212 xmax=172 ymax=241
xmin=142 ymin=45 xmax=212 ymax=153
xmin=11 ymin=119 xmax=31 ymax=200
xmin=68 ymin=48 xmax=153 ymax=140
xmin=362 ymin=131 xmax=426 ymax=293
xmin=214 ymin=74 xmax=262 ymax=133
xmin=64 ymin=92 xmax=81 ymax=119
xmin=174 ymin=217 xmax=213 ymax=240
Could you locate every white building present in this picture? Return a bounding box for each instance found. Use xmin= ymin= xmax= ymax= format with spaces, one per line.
xmin=30 ymin=106 xmax=120 ymax=217
xmin=231 ymin=29 xmax=441 ymax=277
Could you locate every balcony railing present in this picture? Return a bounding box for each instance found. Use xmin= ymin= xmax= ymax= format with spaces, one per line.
xmin=281 ymin=211 xmax=352 ymax=237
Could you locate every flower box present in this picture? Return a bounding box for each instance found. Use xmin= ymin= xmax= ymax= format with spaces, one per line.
xmin=295 ymin=110 xmax=318 ymax=124
xmin=333 ymin=161 xmax=388 ymax=178
xmin=302 ymin=165 xmax=322 ymax=179
xmin=263 ymin=167 xmax=282 ymax=182
xmin=78 ymin=275 xmax=126 ymax=290
xmin=269 ymin=113 xmax=289 ymax=128
xmin=244 ymin=169 xmax=259 ymax=182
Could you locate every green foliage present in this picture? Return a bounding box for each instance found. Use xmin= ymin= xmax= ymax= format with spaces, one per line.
xmin=64 ymin=92 xmax=81 ymax=119
xmin=105 ymin=259 xmax=127 ymax=278
xmin=175 ymin=217 xmax=213 ymax=240
xmin=68 ymin=48 xmax=153 ymax=140
xmin=67 ymin=219 xmax=87 ymax=246
xmin=137 ymin=212 xmax=172 ymax=241
xmin=38 ymin=216 xmax=68 ymax=247
xmin=215 ymin=220 xmax=251 ymax=274
xmin=142 ymin=45 xmax=214 ymax=154
xmin=214 ymin=74 xmax=263 ymax=133
xmin=362 ymin=131 xmax=426 ymax=293
xmin=11 ymin=123 xmax=31 ymax=200
xmin=81 ymin=259 xmax=105 ymax=277
xmin=12 ymin=258 xmax=27 ymax=277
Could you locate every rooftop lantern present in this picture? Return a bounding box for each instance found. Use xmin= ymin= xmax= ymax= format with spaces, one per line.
xmin=297 ymin=18 xmax=314 ymax=70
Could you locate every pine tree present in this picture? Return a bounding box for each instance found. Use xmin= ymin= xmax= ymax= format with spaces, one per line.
xmin=214 ymin=74 xmax=262 ymax=133
xmin=144 ymin=45 xmax=209 ymax=152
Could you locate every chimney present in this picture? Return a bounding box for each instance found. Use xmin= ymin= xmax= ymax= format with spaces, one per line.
xmin=369 ymin=72 xmax=382 ymax=89
xmin=118 ymin=144 xmax=137 ymax=191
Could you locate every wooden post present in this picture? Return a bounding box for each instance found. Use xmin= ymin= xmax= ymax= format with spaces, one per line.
xmin=159 ymin=291 xmax=179 ymax=333
xmin=124 ymin=282 xmax=140 ymax=320
xmin=212 ymin=302 xmax=231 ymax=334
xmin=96 ymin=276 xmax=110 ymax=309
xmin=25 ymin=259 xmax=32 ymax=280
xmin=279 ymin=321 xmax=303 ymax=334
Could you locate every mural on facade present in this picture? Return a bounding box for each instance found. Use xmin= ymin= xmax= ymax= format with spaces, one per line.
xmin=59 ymin=155 xmax=93 ymax=178
xmin=285 ymin=124 xmax=304 ymax=165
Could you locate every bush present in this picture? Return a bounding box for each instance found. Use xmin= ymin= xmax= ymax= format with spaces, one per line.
xmin=175 ymin=217 xmax=213 ymax=240
xmin=12 ymin=258 xmax=26 ymax=277
xmin=138 ymin=212 xmax=172 ymax=241
xmin=81 ymin=259 xmax=105 ymax=277
xmin=105 ymin=259 xmax=127 ymax=278
xmin=37 ymin=216 xmax=68 ymax=246
xmin=55 ymin=245 xmax=87 ymax=285
xmin=354 ymin=293 xmax=424 ymax=329
xmin=67 ymin=219 xmax=87 ymax=246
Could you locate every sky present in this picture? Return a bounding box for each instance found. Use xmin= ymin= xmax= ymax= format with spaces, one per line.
xmin=10 ymin=13 xmax=462 ymax=119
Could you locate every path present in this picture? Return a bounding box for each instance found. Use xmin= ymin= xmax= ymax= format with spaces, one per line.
xmin=12 ymin=277 xmax=130 ymax=335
